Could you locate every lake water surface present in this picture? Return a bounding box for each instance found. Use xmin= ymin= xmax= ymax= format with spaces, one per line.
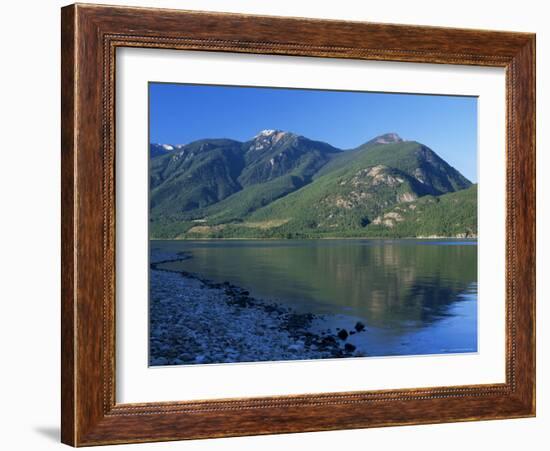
xmin=152 ymin=239 xmax=477 ymax=357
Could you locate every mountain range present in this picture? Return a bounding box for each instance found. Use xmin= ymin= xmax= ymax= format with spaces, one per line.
xmin=149 ymin=130 xmax=477 ymax=239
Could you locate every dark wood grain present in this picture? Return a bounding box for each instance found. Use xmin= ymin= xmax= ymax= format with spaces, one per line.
xmin=61 ymin=3 xmax=536 ymax=446
xmin=60 ymin=5 xmax=76 ymax=446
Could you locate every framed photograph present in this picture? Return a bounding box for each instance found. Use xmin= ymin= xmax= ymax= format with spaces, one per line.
xmin=61 ymin=3 xmax=536 ymax=446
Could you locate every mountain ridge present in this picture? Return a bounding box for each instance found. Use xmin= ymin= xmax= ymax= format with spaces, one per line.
xmin=149 ymin=131 xmax=476 ymax=239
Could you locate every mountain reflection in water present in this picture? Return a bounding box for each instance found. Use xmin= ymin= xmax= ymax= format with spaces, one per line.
xmin=154 ymin=239 xmax=477 ymax=357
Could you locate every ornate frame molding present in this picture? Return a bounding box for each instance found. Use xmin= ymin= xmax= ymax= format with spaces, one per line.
xmin=62 ymin=4 xmax=535 ymax=446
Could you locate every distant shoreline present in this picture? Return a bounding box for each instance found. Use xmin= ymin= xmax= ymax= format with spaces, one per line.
xmin=149 ymin=236 xmax=478 ymax=241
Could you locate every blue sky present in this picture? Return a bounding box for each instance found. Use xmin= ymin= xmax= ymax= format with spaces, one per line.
xmin=149 ymin=83 xmax=478 ymax=182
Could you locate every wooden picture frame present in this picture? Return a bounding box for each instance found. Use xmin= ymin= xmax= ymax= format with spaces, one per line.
xmin=61 ymin=3 xmax=535 ymax=446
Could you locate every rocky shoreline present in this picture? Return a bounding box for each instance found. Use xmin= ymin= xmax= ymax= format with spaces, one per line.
xmin=149 ymin=250 xmax=366 ymax=366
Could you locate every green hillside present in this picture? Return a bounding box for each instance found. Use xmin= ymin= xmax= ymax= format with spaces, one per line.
xmin=149 ymin=131 xmax=342 ymax=233
xmin=363 ymin=184 xmax=477 ymax=238
xmin=149 ymin=132 xmax=476 ymax=239
xmin=234 ymin=141 xmax=470 ymax=237
xmin=150 ymin=139 xmax=244 ymax=215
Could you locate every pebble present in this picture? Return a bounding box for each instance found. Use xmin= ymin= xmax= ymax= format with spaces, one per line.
xmin=337 ymin=329 xmax=349 ymax=340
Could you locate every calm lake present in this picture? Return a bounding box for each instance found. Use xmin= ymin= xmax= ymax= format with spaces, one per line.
xmin=152 ymin=239 xmax=477 ymax=357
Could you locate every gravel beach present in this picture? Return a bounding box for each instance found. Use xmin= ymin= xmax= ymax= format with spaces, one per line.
xmin=149 ymin=251 xmax=365 ymax=366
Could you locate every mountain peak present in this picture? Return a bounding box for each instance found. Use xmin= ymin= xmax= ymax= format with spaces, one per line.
xmin=368 ymin=133 xmax=404 ymax=145
xmin=253 ymin=129 xmax=294 ymax=139
xmin=249 ymin=129 xmax=297 ymax=151
xmin=255 ymin=129 xmax=280 ymax=137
